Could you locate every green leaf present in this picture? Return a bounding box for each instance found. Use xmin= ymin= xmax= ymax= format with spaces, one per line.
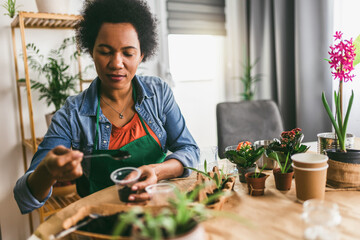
xmin=353 ymin=34 xmax=360 ymax=66
xmin=322 ymin=92 xmax=342 ymax=145
xmin=342 ymin=90 xmax=354 ymax=150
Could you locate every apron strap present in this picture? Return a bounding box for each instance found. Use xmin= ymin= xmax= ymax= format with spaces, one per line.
xmin=131 ymin=79 xmax=151 ymax=136
xmin=94 ymin=82 xmax=101 ymax=151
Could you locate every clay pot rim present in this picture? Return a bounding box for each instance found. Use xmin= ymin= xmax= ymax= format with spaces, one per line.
xmin=291 ymin=163 xmax=328 ymax=171
xmin=273 ymin=168 xmax=294 ymax=174
xmin=245 ymin=172 xmax=269 ymax=179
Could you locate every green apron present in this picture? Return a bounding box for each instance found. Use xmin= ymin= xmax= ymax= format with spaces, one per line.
xmin=76 ymin=83 xmax=166 ymax=196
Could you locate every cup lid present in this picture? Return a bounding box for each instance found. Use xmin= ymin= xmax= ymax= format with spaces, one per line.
xmin=110 ymin=167 xmax=141 ymax=184
xmin=291 ymin=153 xmax=328 ymax=164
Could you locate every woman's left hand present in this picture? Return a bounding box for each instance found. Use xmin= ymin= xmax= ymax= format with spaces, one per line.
xmin=128 ymin=165 xmax=158 ymax=202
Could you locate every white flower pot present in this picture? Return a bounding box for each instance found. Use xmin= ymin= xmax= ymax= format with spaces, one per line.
xmin=35 ymin=0 xmax=71 ymax=14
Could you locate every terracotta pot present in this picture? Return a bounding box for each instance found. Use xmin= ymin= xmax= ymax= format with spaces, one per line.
xmin=237 ymin=164 xmax=256 ymax=183
xmin=273 ymin=168 xmax=294 ymax=191
xmin=245 ymin=172 xmax=269 ymax=196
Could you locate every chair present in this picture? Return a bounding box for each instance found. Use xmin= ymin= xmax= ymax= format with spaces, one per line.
xmin=216 ymin=100 xmax=284 ymax=158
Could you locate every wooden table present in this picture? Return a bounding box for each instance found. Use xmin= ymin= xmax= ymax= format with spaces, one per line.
xmin=32 ymin=164 xmax=360 ymax=240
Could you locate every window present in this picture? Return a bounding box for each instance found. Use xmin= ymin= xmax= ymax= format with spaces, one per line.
xmin=168 ymin=34 xmax=225 ymax=147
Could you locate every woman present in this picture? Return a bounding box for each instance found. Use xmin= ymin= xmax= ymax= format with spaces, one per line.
xmin=14 ymin=0 xmax=199 ymax=214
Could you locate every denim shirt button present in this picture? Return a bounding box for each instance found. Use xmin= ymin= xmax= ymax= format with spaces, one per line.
xmin=103 ymin=140 xmax=107 ymax=144
xmin=149 ymin=120 xmax=152 ymax=123
xmin=158 ymin=134 xmax=161 ymax=137
xmin=137 ymin=107 xmax=140 ymax=111
xmin=106 ymin=125 xmax=110 ymax=128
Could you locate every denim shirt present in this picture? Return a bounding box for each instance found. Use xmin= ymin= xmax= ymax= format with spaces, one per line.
xmin=14 ymin=76 xmax=199 ymax=214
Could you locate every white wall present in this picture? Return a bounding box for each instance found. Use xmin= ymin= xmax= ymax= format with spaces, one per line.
xmin=333 ymin=0 xmax=360 ymax=138
xmin=0 ymin=1 xmax=84 ymax=239
xmin=1 ymin=1 xmax=37 ymax=239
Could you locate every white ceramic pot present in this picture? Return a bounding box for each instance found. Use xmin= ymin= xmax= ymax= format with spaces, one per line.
xmin=35 ymin=0 xmax=71 ymax=14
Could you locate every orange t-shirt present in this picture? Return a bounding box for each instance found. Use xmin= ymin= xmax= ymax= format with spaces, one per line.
xmin=108 ymin=113 xmax=161 ymax=150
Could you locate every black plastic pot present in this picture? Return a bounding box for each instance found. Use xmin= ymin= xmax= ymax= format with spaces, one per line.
xmin=326 ymin=149 xmax=360 ymax=164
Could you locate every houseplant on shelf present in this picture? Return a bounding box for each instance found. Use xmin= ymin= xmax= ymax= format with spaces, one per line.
xmin=266 ymin=128 xmax=309 ymax=191
xmin=20 ymin=37 xmax=85 ymax=194
xmin=225 ymin=141 xmax=264 ymax=183
xmin=20 ymin=37 xmax=81 ymax=127
xmin=244 ymin=164 xmax=268 ymax=196
xmin=2 ymin=0 xmax=21 ymax=18
xmin=322 ymin=31 xmax=360 ymax=188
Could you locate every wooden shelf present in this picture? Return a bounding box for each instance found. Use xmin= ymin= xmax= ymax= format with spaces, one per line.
xmin=11 ymin=12 xmax=82 ymax=29
xmin=11 ymin=11 xmax=85 ymax=232
xmin=42 ymin=194 xmax=81 ymax=220
xmin=23 ymin=138 xmax=43 ymax=150
xmin=81 ymin=79 xmax=93 ymax=83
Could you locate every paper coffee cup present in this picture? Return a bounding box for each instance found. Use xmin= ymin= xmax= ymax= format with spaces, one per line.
xmin=292 ymin=163 xmax=328 ymax=202
xmin=291 ymin=153 xmax=328 ymax=169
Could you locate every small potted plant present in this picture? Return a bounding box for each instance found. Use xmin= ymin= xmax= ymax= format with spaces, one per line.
xmin=21 ymin=37 xmax=83 ymax=126
xmin=322 ymin=31 xmax=360 ymax=188
xmin=2 ymin=0 xmax=21 ymax=18
xmin=244 ymin=164 xmax=268 ymax=196
xmin=225 ymin=141 xmax=264 ymax=183
xmin=266 ymin=128 xmax=309 ymax=191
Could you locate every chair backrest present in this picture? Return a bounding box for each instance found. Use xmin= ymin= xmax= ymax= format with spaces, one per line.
xmin=216 ymin=100 xmax=284 ymax=158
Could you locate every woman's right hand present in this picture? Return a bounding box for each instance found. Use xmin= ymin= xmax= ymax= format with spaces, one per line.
xmin=42 ymin=145 xmax=84 ymax=182
xmin=27 ymin=145 xmax=84 ymax=201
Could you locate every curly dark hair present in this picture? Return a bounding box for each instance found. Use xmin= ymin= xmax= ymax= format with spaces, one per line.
xmin=76 ymin=0 xmax=158 ymax=62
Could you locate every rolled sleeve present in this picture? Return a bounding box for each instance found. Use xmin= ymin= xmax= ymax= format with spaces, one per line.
xmin=13 ymin=171 xmax=52 ymax=214
xmin=165 ymin=146 xmax=200 ymax=177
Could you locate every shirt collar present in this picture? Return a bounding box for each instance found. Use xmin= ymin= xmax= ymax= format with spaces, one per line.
xmin=79 ymin=75 xmax=154 ymax=116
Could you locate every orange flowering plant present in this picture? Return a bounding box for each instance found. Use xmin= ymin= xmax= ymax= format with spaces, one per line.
xmin=225 ymin=141 xmax=264 ymax=168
